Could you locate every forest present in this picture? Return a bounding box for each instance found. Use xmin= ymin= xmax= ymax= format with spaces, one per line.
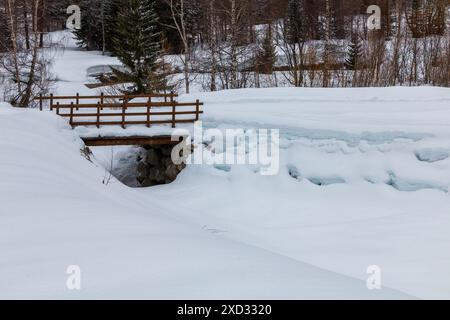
xmin=1 ymin=0 xmax=450 ymax=106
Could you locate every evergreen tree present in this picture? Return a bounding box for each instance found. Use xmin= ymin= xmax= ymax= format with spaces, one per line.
xmin=111 ymin=0 xmax=163 ymax=94
xmin=73 ymin=0 xmax=120 ymax=52
xmin=73 ymin=0 xmax=104 ymax=50
xmin=103 ymin=0 xmax=121 ymax=52
xmin=256 ymin=26 xmax=277 ymax=74
xmin=425 ymin=1 xmax=446 ymax=36
xmin=0 ymin=6 xmax=12 ymax=52
xmin=321 ymin=0 xmax=337 ymax=41
xmin=154 ymin=0 xmax=183 ymax=53
xmin=285 ymin=0 xmax=307 ymax=44
xmin=408 ymin=0 xmax=425 ymax=38
xmin=345 ymin=35 xmax=362 ymax=70
xmin=332 ymin=0 xmax=345 ymax=39
xmin=321 ymin=0 xmax=333 ymax=87
xmin=386 ymin=0 xmax=398 ymax=40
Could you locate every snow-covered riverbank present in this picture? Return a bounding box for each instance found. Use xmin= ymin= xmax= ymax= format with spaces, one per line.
xmin=1 ymin=31 xmax=450 ymax=299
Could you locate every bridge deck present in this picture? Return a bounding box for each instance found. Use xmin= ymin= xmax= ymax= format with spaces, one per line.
xmin=82 ymin=135 xmax=183 ymax=147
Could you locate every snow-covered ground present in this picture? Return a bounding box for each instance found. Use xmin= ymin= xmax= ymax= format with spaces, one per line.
xmin=1 ymin=31 xmax=450 ymax=299
xmin=149 ymin=86 xmax=450 ymax=300
xmin=0 ymin=103 xmax=414 ymax=299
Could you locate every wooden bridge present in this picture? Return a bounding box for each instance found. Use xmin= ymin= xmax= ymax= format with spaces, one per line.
xmin=34 ymin=92 xmax=203 ymax=146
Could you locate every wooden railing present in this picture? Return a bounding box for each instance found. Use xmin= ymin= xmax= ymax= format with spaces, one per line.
xmin=34 ymin=93 xmax=203 ymax=129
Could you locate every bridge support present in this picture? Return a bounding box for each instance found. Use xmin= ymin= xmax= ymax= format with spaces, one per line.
xmin=82 ymin=135 xmax=188 ymax=187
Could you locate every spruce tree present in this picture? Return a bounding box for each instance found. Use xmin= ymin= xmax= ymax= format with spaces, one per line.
xmin=73 ymin=0 xmax=103 ymax=50
xmin=387 ymin=0 xmax=397 ymax=40
xmin=285 ymin=0 xmax=307 ymax=44
xmin=0 ymin=6 xmax=12 ymax=51
xmin=103 ymin=0 xmax=121 ymax=52
xmin=73 ymin=0 xmax=119 ymax=51
xmin=409 ymin=0 xmax=425 ymax=38
xmin=111 ymin=0 xmax=162 ymax=94
xmin=345 ymin=35 xmax=362 ymax=71
xmin=256 ymin=26 xmax=277 ymax=74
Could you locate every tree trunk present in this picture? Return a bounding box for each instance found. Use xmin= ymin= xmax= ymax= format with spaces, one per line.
xmin=6 ymin=0 xmax=23 ymax=102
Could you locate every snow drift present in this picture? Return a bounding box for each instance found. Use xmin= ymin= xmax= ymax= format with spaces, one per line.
xmin=0 ymin=103 xmax=411 ymax=299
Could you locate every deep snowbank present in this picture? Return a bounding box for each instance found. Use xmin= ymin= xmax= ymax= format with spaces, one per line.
xmin=0 ymin=103 xmax=410 ymax=299
xmin=150 ymin=87 xmax=450 ymax=299
xmin=185 ymin=86 xmax=450 ymax=134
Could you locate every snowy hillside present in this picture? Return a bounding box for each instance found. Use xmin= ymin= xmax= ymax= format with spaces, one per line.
xmin=0 ymin=103 xmax=412 ymax=299
xmin=1 ymin=31 xmax=450 ymax=300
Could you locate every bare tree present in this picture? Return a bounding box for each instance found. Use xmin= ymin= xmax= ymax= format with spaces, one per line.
xmin=1 ymin=0 xmax=53 ymax=107
xmin=164 ymin=0 xmax=192 ymax=93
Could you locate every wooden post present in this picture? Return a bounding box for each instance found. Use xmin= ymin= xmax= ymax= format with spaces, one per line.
xmin=171 ymin=102 xmax=176 ymax=128
xmin=76 ymin=93 xmax=80 ymax=111
xmin=39 ymin=94 xmax=43 ymax=111
xmin=147 ymin=97 xmax=151 ymax=128
xmin=56 ymin=102 xmax=60 ymax=115
xmin=170 ymin=91 xmax=176 ymax=128
xmin=122 ymin=97 xmax=127 ymax=129
xmin=195 ymin=99 xmax=200 ymax=121
xmin=69 ymin=102 xmax=74 ymax=126
xmin=96 ymin=102 xmax=101 ymax=128
xmin=50 ymin=93 xmax=54 ymax=111
xmin=100 ymin=92 xmax=104 ymax=111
